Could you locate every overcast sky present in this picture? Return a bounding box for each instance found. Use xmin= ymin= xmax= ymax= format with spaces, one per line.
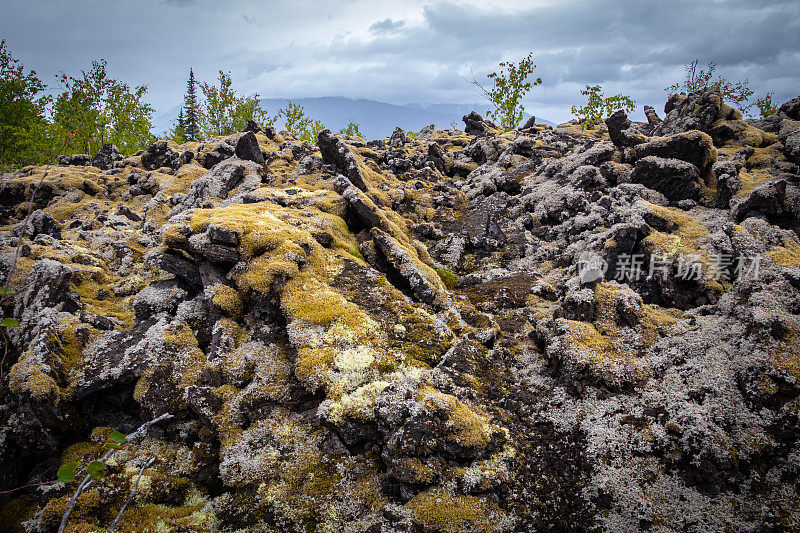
xmin=2 ymin=0 xmax=799 ymax=124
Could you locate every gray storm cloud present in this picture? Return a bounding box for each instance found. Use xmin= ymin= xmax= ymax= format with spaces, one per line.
xmin=1 ymin=0 xmax=797 ymax=122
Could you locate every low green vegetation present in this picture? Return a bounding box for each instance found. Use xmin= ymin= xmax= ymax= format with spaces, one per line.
xmin=338 ymin=119 xmax=363 ymax=138
xmin=571 ymin=84 xmax=635 ymax=130
xmin=666 ymin=59 xmax=754 ymax=114
xmin=0 ymin=41 xmax=155 ymax=169
xmin=755 ymin=92 xmax=778 ymax=118
xmin=198 ymin=70 xmax=271 ymax=138
xmin=54 ymin=59 xmax=155 ymax=155
xmin=276 ymin=101 xmax=326 ymax=144
xmin=0 ymin=40 xmax=51 ymax=169
xmin=436 ymin=267 xmax=459 ymax=290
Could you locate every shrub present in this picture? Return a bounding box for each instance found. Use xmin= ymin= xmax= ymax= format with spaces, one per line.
xmin=570 ymin=85 xmax=635 ymax=130
xmin=277 ymin=101 xmax=325 ymax=144
xmin=665 ymin=59 xmax=754 ymax=114
xmin=469 ymin=52 xmax=542 ymax=131
xmin=338 ymin=120 xmax=363 ymax=138
xmin=755 ymin=92 xmax=778 ymax=118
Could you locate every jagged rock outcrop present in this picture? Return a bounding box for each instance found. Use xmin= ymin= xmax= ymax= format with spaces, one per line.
xmin=141 ymin=139 xmax=181 ymax=170
xmin=58 ymin=153 xmax=92 ymax=166
xmin=318 ymin=128 xmax=369 ymax=190
xmin=91 ymin=143 xmax=122 ymax=170
xmin=630 ymin=155 xmax=703 ymax=201
xmin=1 ymin=90 xmax=799 ymax=532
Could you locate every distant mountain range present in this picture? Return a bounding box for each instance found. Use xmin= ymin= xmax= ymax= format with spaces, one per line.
xmin=152 ymin=97 xmax=556 ymax=140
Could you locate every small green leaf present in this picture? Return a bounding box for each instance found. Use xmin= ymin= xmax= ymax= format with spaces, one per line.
xmin=57 ymin=462 xmax=79 ymax=483
xmin=108 ymin=431 xmax=126 ymax=444
xmin=0 ymin=287 xmax=13 ymax=296
xmin=103 ymin=441 xmax=124 ymax=450
xmin=1 ymin=318 xmax=19 ymax=328
xmin=87 ymin=461 xmax=107 ymax=480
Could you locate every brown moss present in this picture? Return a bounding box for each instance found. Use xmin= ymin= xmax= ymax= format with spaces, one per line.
xmin=0 ymin=494 xmax=37 ymax=532
xmin=768 ymin=324 xmax=800 ymax=380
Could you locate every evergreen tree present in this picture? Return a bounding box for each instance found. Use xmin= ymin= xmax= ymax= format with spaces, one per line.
xmin=165 ymin=107 xmax=188 ymax=143
xmin=184 ymin=68 xmax=200 ymax=141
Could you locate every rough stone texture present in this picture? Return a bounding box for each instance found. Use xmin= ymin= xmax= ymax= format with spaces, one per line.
xmin=140 ymin=140 xmax=180 ymax=170
xmin=632 ymin=130 xmax=718 ymax=177
xmin=22 ymin=210 xmax=61 ymax=239
xmin=1 ymin=93 xmax=800 ymax=532
xmin=630 ymin=155 xmax=703 ymax=201
xmin=463 ymin=111 xmax=499 ymax=137
xmin=58 ymin=153 xmax=92 ymax=166
xmin=606 ymin=110 xmax=633 ymax=147
xmin=317 ymin=129 xmax=368 ymax=190
xmin=643 ymin=105 xmax=662 ymax=126
xmin=779 ymin=95 xmax=800 ymax=120
xmin=91 ymin=143 xmax=122 ymax=170
xmin=733 ymin=179 xmax=788 ymax=222
xmin=234 ymin=131 xmax=265 ymax=164
xmin=371 ymin=227 xmax=445 ymax=305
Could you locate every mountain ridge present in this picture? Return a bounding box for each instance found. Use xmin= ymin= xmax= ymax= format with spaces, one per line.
xmin=153 ymin=96 xmax=556 ymax=139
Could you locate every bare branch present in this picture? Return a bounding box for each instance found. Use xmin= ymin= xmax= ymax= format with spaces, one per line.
xmin=463 ymin=67 xmax=492 ymax=102
xmin=58 ymin=413 xmax=173 ymax=533
xmin=108 ymin=457 xmax=155 ymax=532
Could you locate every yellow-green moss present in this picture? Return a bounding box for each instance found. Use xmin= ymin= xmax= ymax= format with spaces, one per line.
xmin=61 ymin=441 xmax=105 ymax=467
xmin=41 ymin=489 xmax=102 ymax=529
xmin=738 ymin=169 xmax=774 ymax=196
xmin=641 ymin=202 xmax=724 ymax=293
xmin=406 ymin=488 xmax=495 ymax=533
xmin=211 ymin=284 xmax=243 ymax=317
xmin=72 ymin=276 xmax=135 ymax=329
xmin=418 ymin=386 xmax=493 ymax=450
xmin=767 ymin=239 xmax=800 ymax=268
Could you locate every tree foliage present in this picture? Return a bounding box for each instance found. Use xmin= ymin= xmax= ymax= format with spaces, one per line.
xmin=198 ymin=70 xmax=270 ymax=139
xmin=470 ymin=52 xmax=542 ymax=130
xmin=164 ymin=108 xmax=188 ymax=144
xmin=666 ymin=60 xmax=754 ymax=114
xmin=277 ymin=101 xmax=325 ymax=144
xmin=755 ymin=92 xmax=778 ymax=118
xmin=338 ymin=119 xmax=363 ymax=138
xmin=53 ymin=59 xmax=154 ymax=155
xmin=571 ymin=85 xmax=636 ymax=130
xmin=0 ymin=40 xmax=51 ymax=170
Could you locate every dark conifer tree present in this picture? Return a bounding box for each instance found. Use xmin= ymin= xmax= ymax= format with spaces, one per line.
xmin=184 ymin=68 xmax=200 ymax=141
xmin=174 ymin=107 xmax=188 ymax=142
